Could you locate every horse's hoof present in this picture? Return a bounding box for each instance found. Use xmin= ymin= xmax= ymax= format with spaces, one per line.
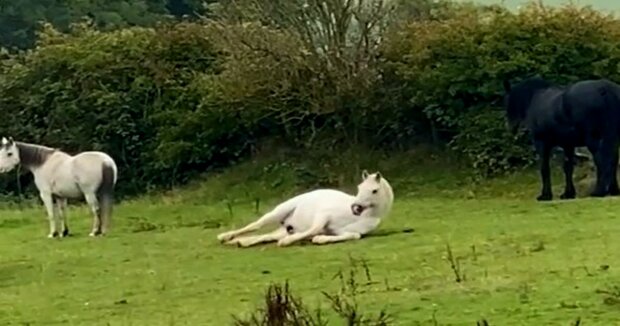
xmin=277 ymin=239 xmax=292 ymax=247
xmin=235 ymin=240 xmax=249 ymax=247
xmin=560 ymin=192 xmax=576 ymax=200
xmin=89 ymin=231 xmax=102 ymax=237
xmin=47 ymin=231 xmax=59 ymax=239
xmin=224 ymin=239 xmax=239 ymax=246
xmin=608 ymin=188 xmax=620 ymax=196
xmin=590 ymin=191 xmax=607 ymax=197
xmin=217 ymin=232 xmax=235 ymax=242
xmin=61 ymin=229 xmax=70 ymax=237
xmin=536 ymin=194 xmax=553 ymax=201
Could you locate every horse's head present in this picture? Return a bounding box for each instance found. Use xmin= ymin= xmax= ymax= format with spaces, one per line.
xmin=503 ymin=77 xmax=553 ymax=133
xmin=351 ymin=170 xmax=394 ymax=217
xmin=0 ymin=137 xmax=20 ymax=173
xmin=502 ymin=79 xmax=525 ymax=133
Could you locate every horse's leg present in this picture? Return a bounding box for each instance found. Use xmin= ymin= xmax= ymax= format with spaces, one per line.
xmin=40 ymin=192 xmax=58 ymax=238
xmin=608 ymin=148 xmax=620 ymax=196
xmin=228 ymin=228 xmax=288 ymax=248
xmin=312 ymin=232 xmax=362 ymax=245
xmin=591 ymin=137 xmax=618 ymax=197
xmin=217 ymin=202 xmax=294 ymax=242
xmin=84 ymin=193 xmax=102 ymax=236
xmin=586 ymin=140 xmax=602 ymax=192
xmin=560 ymin=146 xmax=576 ymax=199
xmin=55 ymin=197 xmax=70 ymax=237
xmin=535 ymin=141 xmax=553 ymax=201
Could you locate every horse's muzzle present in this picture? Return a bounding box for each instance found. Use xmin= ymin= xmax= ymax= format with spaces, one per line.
xmin=351 ymin=204 xmax=365 ymax=216
xmin=505 ymin=119 xmax=523 ymax=134
xmin=352 ymin=203 xmax=374 ymax=216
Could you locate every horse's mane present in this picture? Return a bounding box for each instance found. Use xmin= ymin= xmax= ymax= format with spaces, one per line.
xmin=513 ymin=76 xmax=553 ymax=92
xmin=506 ymin=76 xmax=554 ymax=124
xmin=377 ymin=175 xmax=394 ymax=217
xmin=16 ymin=142 xmax=58 ymax=169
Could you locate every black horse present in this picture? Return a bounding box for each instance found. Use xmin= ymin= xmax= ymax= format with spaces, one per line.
xmin=503 ymin=76 xmax=620 ymax=201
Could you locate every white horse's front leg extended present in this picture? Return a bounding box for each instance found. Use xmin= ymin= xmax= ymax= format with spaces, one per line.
xmin=40 ymin=193 xmax=58 ymax=238
xmin=277 ymin=216 xmax=329 ymax=247
xmin=312 ymin=232 xmax=362 ymax=245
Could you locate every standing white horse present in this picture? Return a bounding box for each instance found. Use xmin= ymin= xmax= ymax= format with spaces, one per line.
xmin=0 ymin=137 xmax=118 ymax=238
xmin=217 ymin=170 xmax=393 ymax=247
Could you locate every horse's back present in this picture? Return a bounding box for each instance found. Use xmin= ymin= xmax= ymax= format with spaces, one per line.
xmin=74 ymin=151 xmax=115 ymax=164
xmin=523 ymin=78 xmax=620 ymax=147
xmin=565 ymin=79 xmax=620 ymax=119
xmin=296 ymin=189 xmax=354 ymax=208
xmin=568 ymin=79 xmax=617 ymax=98
xmin=285 ymin=189 xmax=354 ymax=229
xmin=70 ymin=151 xmax=118 ymax=188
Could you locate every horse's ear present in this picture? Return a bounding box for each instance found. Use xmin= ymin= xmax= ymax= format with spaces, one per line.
xmin=1 ymin=137 xmax=7 ymax=146
xmin=375 ymin=172 xmax=382 ymax=182
xmin=7 ymin=137 xmax=13 ymax=145
xmin=503 ymin=79 xmax=511 ymax=92
xmin=361 ymin=170 xmax=369 ymax=180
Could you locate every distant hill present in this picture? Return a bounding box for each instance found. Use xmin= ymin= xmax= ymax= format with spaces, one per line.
xmin=472 ymin=0 xmax=620 ymax=12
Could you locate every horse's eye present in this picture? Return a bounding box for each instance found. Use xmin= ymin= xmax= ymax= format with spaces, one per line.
xmin=372 ymin=189 xmax=378 ymax=194
xmin=6 ymin=152 xmax=12 ymax=157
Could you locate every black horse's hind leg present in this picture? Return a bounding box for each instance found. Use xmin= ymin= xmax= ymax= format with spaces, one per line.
xmin=608 ymin=148 xmax=620 ymax=196
xmin=560 ymin=146 xmax=576 ymax=199
xmin=587 ymin=141 xmax=602 ymax=190
xmin=590 ymin=137 xmax=618 ymax=197
xmin=536 ymin=141 xmax=553 ymax=201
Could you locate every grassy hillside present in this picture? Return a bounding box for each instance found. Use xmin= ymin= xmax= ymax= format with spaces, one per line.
xmin=0 ymin=148 xmax=618 ymax=325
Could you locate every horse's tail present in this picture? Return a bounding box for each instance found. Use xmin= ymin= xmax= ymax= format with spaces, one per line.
xmin=98 ymin=161 xmax=117 ymax=234
xmin=599 ymin=82 xmax=620 ymax=133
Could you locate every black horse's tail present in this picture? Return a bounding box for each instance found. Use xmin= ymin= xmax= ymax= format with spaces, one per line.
xmin=601 ymin=82 xmax=620 ymax=135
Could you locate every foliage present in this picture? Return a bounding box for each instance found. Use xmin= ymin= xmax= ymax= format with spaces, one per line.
xmin=0 ymin=21 xmax=221 ymax=196
xmin=0 ymin=0 xmax=213 ymax=50
xmin=234 ymin=263 xmax=391 ymax=325
xmin=4 ymin=1 xmax=620 ymax=195
xmin=381 ymin=2 xmax=620 ymax=175
xmin=233 ymin=282 xmax=328 ymax=326
xmin=206 ymin=0 xmax=400 ymax=147
xmin=450 ymin=110 xmax=535 ymax=177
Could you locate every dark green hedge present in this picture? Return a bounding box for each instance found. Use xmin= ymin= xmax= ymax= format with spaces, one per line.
xmin=381 ymin=2 xmax=620 ymax=175
xmin=1 ymin=2 xmax=620 ymax=197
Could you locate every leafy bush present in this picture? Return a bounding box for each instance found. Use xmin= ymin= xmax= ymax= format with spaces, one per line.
xmin=450 ymin=110 xmax=535 ymax=177
xmin=0 ymin=21 xmax=222 ymax=196
xmin=3 ymin=1 xmax=620 ymax=197
xmin=381 ymin=2 xmax=620 ymax=175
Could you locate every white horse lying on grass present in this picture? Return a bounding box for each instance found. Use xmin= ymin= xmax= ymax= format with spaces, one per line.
xmin=217 ymin=170 xmax=394 ymax=247
xmin=0 ymin=137 xmax=118 ymax=238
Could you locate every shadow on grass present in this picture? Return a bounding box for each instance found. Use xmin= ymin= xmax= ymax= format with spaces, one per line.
xmin=364 ymin=228 xmax=415 ymax=239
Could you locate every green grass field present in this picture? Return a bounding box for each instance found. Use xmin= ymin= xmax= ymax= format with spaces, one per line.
xmin=0 ymin=149 xmax=619 ymax=325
